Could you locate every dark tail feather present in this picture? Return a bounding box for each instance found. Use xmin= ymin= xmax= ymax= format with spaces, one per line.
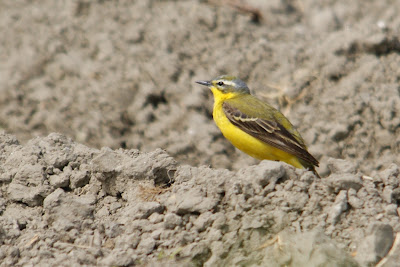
xmin=299 ymin=159 xmax=320 ymax=178
xmin=309 ymin=166 xmax=321 ymax=178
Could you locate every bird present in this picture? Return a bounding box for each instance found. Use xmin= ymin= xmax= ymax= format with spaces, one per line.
xmin=195 ymin=75 xmax=320 ymax=177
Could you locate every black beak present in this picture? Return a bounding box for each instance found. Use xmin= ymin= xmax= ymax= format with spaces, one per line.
xmin=195 ymin=80 xmax=212 ymax=87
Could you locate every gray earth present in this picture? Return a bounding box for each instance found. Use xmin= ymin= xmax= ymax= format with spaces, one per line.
xmin=1 ymin=0 xmax=400 ymax=266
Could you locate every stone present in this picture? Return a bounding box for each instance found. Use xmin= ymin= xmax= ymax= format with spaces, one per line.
xmin=328 ymin=190 xmax=348 ymax=225
xmin=193 ymin=212 xmax=214 ymax=232
xmin=164 ymin=213 xmax=182 ymax=230
xmin=355 ymin=223 xmax=394 ymax=266
xmin=137 ymin=237 xmax=156 ymax=254
xmin=325 ymin=173 xmax=363 ymax=192
xmin=327 ymin=158 xmax=357 ymax=174
xmin=237 ymin=161 xmax=286 ymax=188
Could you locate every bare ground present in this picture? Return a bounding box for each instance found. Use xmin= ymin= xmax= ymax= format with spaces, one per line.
xmin=1 ymin=0 xmax=400 ymax=266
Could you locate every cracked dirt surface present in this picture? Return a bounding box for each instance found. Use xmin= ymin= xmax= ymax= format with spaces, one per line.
xmin=1 ymin=0 xmax=400 ymax=266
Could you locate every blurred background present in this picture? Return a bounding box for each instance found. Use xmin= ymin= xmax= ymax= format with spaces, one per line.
xmin=1 ymin=0 xmax=399 ymax=175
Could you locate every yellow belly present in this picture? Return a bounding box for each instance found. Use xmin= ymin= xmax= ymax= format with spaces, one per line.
xmin=213 ymin=102 xmax=304 ymax=169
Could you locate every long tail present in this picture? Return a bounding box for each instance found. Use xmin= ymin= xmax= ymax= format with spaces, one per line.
xmin=299 ymin=159 xmax=320 ymax=178
xmin=309 ymin=166 xmax=321 ymax=178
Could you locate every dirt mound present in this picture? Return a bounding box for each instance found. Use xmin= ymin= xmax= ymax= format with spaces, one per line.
xmin=1 ymin=133 xmax=399 ymax=266
xmin=1 ymin=0 xmax=400 ymax=266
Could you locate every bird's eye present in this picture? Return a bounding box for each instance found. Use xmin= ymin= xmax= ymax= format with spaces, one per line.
xmin=217 ymin=81 xmax=224 ymax=86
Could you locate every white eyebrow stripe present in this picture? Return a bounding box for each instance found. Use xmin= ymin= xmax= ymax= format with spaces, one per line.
xmin=220 ymin=80 xmax=236 ymax=87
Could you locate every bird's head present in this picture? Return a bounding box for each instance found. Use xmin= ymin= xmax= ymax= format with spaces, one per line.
xmin=196 ymin=75 xmax=250 ymax=98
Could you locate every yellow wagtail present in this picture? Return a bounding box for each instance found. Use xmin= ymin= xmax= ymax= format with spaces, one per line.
xmin=196 ymin=75 xmax=320 ymax=177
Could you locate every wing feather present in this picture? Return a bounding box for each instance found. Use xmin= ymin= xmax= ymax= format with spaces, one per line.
xmin=223 ymin=102 xmax=319 ymax=166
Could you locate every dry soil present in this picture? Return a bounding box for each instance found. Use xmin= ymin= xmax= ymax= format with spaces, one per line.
xmin=1 ymin=0 xmax=400 ymax=266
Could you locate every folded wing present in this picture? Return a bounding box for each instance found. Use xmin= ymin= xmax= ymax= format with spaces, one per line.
xmin=223 ymin=102 xmax=319 ymax=167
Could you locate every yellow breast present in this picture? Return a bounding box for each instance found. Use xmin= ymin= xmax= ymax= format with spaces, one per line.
xmin=212 ymin=94 xmax=304 ymax=169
